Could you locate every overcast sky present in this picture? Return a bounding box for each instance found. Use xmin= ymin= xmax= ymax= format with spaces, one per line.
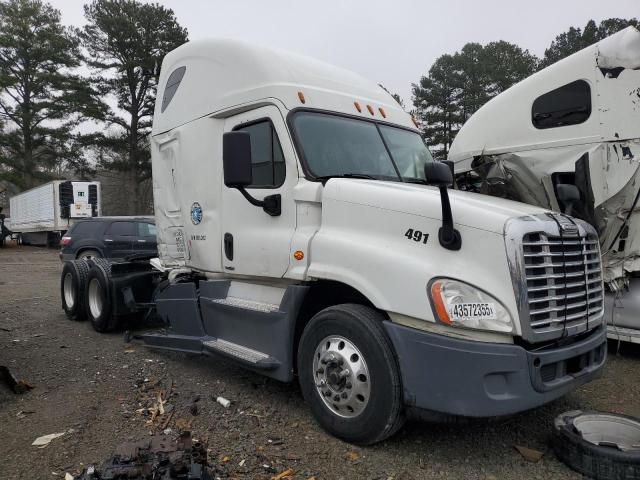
xmin=50 ymin=0 xmax=638 ymax=108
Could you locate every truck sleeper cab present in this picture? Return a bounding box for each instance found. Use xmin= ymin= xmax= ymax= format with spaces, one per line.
xmin=449 ymin=26 xmax=640 ymax=344
xmin=65 ymin=39 xmax=607 ymax=445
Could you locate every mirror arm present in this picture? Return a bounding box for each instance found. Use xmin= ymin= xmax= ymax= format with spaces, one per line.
xmin=236 ymin=187 xmax=281 ymax=217
xmin=438 ymin=185 xmax=462 ymax=250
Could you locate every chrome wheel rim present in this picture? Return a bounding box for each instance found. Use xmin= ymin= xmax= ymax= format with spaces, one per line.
xmin=80 ymin=251 xmax=95 ymax=259
xmin=312 ymin=335 xmax=371 ymax=418
xmin=63 ymin=273 xmax=75 ymax=309
xmin=88 ymin=278 xmax=103 ymax=319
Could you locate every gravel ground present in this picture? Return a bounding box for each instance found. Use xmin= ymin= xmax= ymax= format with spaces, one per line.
xmin=1 ymin=244 xmax=639 ymax=480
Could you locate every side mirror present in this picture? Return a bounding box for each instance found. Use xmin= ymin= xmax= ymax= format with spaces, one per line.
xmin=222 ymin=131 xmax=281 ymax=217
xmin=424 ymin=161 xmax=453 ymax=187
xmin=424 ymin=162 xmax=461 ymax=251
xmin=556 ymin=184 xmax=581 ymax=216
xmin=223 ymin=131 xmax=253 ymax=187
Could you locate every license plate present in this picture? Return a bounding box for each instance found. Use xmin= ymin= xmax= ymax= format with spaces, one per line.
xmin=449 ymin=302 xmax=497 ymax=321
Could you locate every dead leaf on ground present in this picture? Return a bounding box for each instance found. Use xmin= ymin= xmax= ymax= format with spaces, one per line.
xmin=514 ymin=444 xmax=544 ymax=462
xmin=345 ymin=451 xmax=360 ymax=461
xmin=272 ymin=468 xmax=295 ymax=480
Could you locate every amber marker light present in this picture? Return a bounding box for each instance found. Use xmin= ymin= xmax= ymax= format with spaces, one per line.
xmin=354 ymin=101 xmax=362 ymax=113
xmin=297 ymin=91 xmax=306 ymax=104
xmin=366 ymin=104 xmax=374 ymax=115
xmin=411 ymin=116 xmax=419 ymax=128
xmin=430 ymin=281 xmax=452 ymax=325
xmin=378 ymin=107 xmax=386 ymax=118
xmin=294 ymin=250 xmax=304 ymax=261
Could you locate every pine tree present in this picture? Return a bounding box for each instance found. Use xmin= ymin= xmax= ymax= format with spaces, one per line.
xmin=0 ymin=0 xmax=99 ymax=188
xmin=82 ymin=0 xmax=188 ymax=214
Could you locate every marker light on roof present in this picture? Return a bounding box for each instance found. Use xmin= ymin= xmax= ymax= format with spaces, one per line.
xmin=354 ymin=101 xmax=362 ymax=113
xmin=378 ymin=107 xmax=386 ymax=118
xmin=366 ymin=104 xmax=374 ymax=115
xmin=411 ymin=116 xmax=419 ymax=128
xmin=297 ymin=91 xmax=306 ymax=104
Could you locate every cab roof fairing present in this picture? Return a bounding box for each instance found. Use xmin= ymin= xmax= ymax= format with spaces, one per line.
xmin=151 ymin=38 xmax=416 ymax=136
xmin=449 ymin=26 xmax=640 ymax=170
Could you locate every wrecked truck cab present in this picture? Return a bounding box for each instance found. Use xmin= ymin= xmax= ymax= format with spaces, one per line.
xmin=63 ymin=39 xmax=607 ymax=445
xmin=449 ymin=26 xmax=640 ymax=344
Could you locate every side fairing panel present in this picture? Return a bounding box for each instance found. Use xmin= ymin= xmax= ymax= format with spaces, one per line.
xmin=152 ymin=116 xmax=224 ymax=271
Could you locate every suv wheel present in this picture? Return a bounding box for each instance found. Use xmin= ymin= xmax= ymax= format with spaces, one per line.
xmin=78 ymin=249 xmax=101 ymax=260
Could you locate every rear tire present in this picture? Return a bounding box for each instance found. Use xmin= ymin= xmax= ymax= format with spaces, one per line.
xmin=297 ymin=304 xmax=404 ymax=445
xmin=77 ymin=249 xmax=101 ymax=260
xmin=61 ymin=260 xmax=90 ymax=321
xmin=85 ymin=259 xmax=119 ymax=332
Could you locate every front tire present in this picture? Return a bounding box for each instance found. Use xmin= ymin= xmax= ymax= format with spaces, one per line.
xmin=297 ymin=304 xmax=404 ymax=445
xmin=85 ymin=259 xmax=119 ymax=332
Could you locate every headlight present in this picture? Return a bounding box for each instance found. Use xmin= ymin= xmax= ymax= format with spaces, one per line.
xmin=429 ymin=278 xmax=513 ymax=333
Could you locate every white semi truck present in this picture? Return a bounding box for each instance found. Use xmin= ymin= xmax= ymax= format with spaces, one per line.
xmin=10 ymin=180 xmax=101 ymax=246
xmin=449 ymin=26 xmax=640 ymax=344
xmin=60 ymin=40 xmax=607 ymax=444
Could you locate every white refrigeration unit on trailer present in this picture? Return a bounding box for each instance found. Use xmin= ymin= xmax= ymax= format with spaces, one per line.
xmin=9 ymin=180 xmax=101 ymax=246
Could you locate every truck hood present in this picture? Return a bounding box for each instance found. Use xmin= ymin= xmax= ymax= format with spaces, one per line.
xmin=322 ymin=179 xmax=548 ymax=235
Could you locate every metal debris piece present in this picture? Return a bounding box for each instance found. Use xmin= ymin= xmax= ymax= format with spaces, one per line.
xmin=0 ymin=365 xmax=33 ymax=393
xmin=74 ymin=432 xmax=213 ymax=479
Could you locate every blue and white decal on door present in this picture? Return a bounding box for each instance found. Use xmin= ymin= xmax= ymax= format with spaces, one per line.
xmin=191 ymin=202 xmax=203 ymax=225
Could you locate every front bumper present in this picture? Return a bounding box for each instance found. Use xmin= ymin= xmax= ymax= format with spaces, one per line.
xmin=383 ymin=322 xmax=607 ymax=417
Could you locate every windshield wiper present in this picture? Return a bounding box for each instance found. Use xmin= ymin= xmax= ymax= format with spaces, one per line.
xmin=314 ymin=173 xmax=377 ymax=184
xmin=403 ymin=178 xmax=429 ymax=185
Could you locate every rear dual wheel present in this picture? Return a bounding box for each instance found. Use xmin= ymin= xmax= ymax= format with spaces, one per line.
xmin=85 ymin=259 xmax=119 ymax=333
xmin=61 ymin=260 xmax=90 ymax=321
xmin=297 ymin=304 xmax=405 ymax=445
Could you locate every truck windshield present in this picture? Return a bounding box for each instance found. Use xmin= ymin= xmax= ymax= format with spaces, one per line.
xmin=290 ymin=111 xmax=434 ymax=182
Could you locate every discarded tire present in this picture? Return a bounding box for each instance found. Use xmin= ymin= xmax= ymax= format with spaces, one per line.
xmin=61 ymin=260 xmax=90 ymax=321
xmin=85 ymin=259 xmax=119 ymax=332
xmin=552 ymin=410 xmax=640 ymax=480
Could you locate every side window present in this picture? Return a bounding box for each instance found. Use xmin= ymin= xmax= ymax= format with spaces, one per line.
xmin=137 ymin=222 xmax=157 ymax=237
xmin=108 ymin=221 xmax=136 ymax=236
xmin=161 ymin=66 xmax=186 ymax=113
xmin=532 ymin=80 xmax=591 ymax=129
xmin=235 ymin=120 xmax=286 ymax=188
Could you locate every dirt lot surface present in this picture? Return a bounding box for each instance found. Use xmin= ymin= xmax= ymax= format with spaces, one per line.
xmin=1 ymin=245 xmax=640 ymax=480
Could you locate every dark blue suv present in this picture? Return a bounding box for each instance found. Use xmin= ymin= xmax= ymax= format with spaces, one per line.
xmin=60 ymin=216 xmax=157 ymax=261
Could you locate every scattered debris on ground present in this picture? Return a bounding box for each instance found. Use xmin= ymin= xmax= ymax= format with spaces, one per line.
xmin=73 ymin=432 xmax=214 ymax=479
xmin=32 ymin=430 xmax=69 ymax=448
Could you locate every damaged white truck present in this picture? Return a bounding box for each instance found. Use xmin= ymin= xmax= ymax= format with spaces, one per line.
xmin=60 ymin=40 xmax=607 ymax=444
xmin=449 ymin=26 xmax=640 ymax=344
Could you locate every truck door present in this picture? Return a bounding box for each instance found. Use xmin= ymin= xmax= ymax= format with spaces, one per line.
xmin=220 ymin=106 xmax=297 ymax=277
xmin=104 ymin=221 xmax=135 ymax=259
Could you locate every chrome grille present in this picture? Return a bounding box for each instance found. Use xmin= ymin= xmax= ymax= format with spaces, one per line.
xmin=522 ymin=231 xmax=603 ymax=335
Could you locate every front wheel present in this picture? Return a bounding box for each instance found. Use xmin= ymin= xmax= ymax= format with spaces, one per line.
xmin=297 ymin=304 xmax=404 ymax=445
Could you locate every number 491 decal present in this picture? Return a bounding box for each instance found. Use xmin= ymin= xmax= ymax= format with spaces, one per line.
xmin=404 ymin=228 xmax=429 ymax=244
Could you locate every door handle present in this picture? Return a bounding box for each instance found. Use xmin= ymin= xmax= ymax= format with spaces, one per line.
xmin=137 ymin=239 xmax=147 ymax=243
xmin=105 ymin=239 xmax=113 ymax=242
xmin=224 ymin=233 xmax=233 ymax=261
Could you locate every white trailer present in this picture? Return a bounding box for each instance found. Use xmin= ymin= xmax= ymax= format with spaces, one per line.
xmin=60 ymin=40 xmax=607 ymax=444
xmin=449 ymin=26 xmax=640 ymax=344
xmin=10 ymin=180 xmax=101 ymax=246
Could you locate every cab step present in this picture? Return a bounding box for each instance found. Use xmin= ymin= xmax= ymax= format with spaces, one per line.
xmin=203 ymin=338 xmax=280 ymax=369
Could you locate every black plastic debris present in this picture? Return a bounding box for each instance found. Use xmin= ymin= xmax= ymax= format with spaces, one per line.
xmin=74 ymin=432 xmax=214 ymax=479
xmin=0 ymin=365 xmax=33 ymax=394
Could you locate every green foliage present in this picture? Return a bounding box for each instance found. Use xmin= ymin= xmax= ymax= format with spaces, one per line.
xmin=81 ymin=0 xmax=188 ymax=212
xmin=413 ymin=42 xmax=537 ymax=158
xmin=541 ymin=18 xmax=639 ymax=68
xmin=0 ymin=0 xmax=100 ymax=188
